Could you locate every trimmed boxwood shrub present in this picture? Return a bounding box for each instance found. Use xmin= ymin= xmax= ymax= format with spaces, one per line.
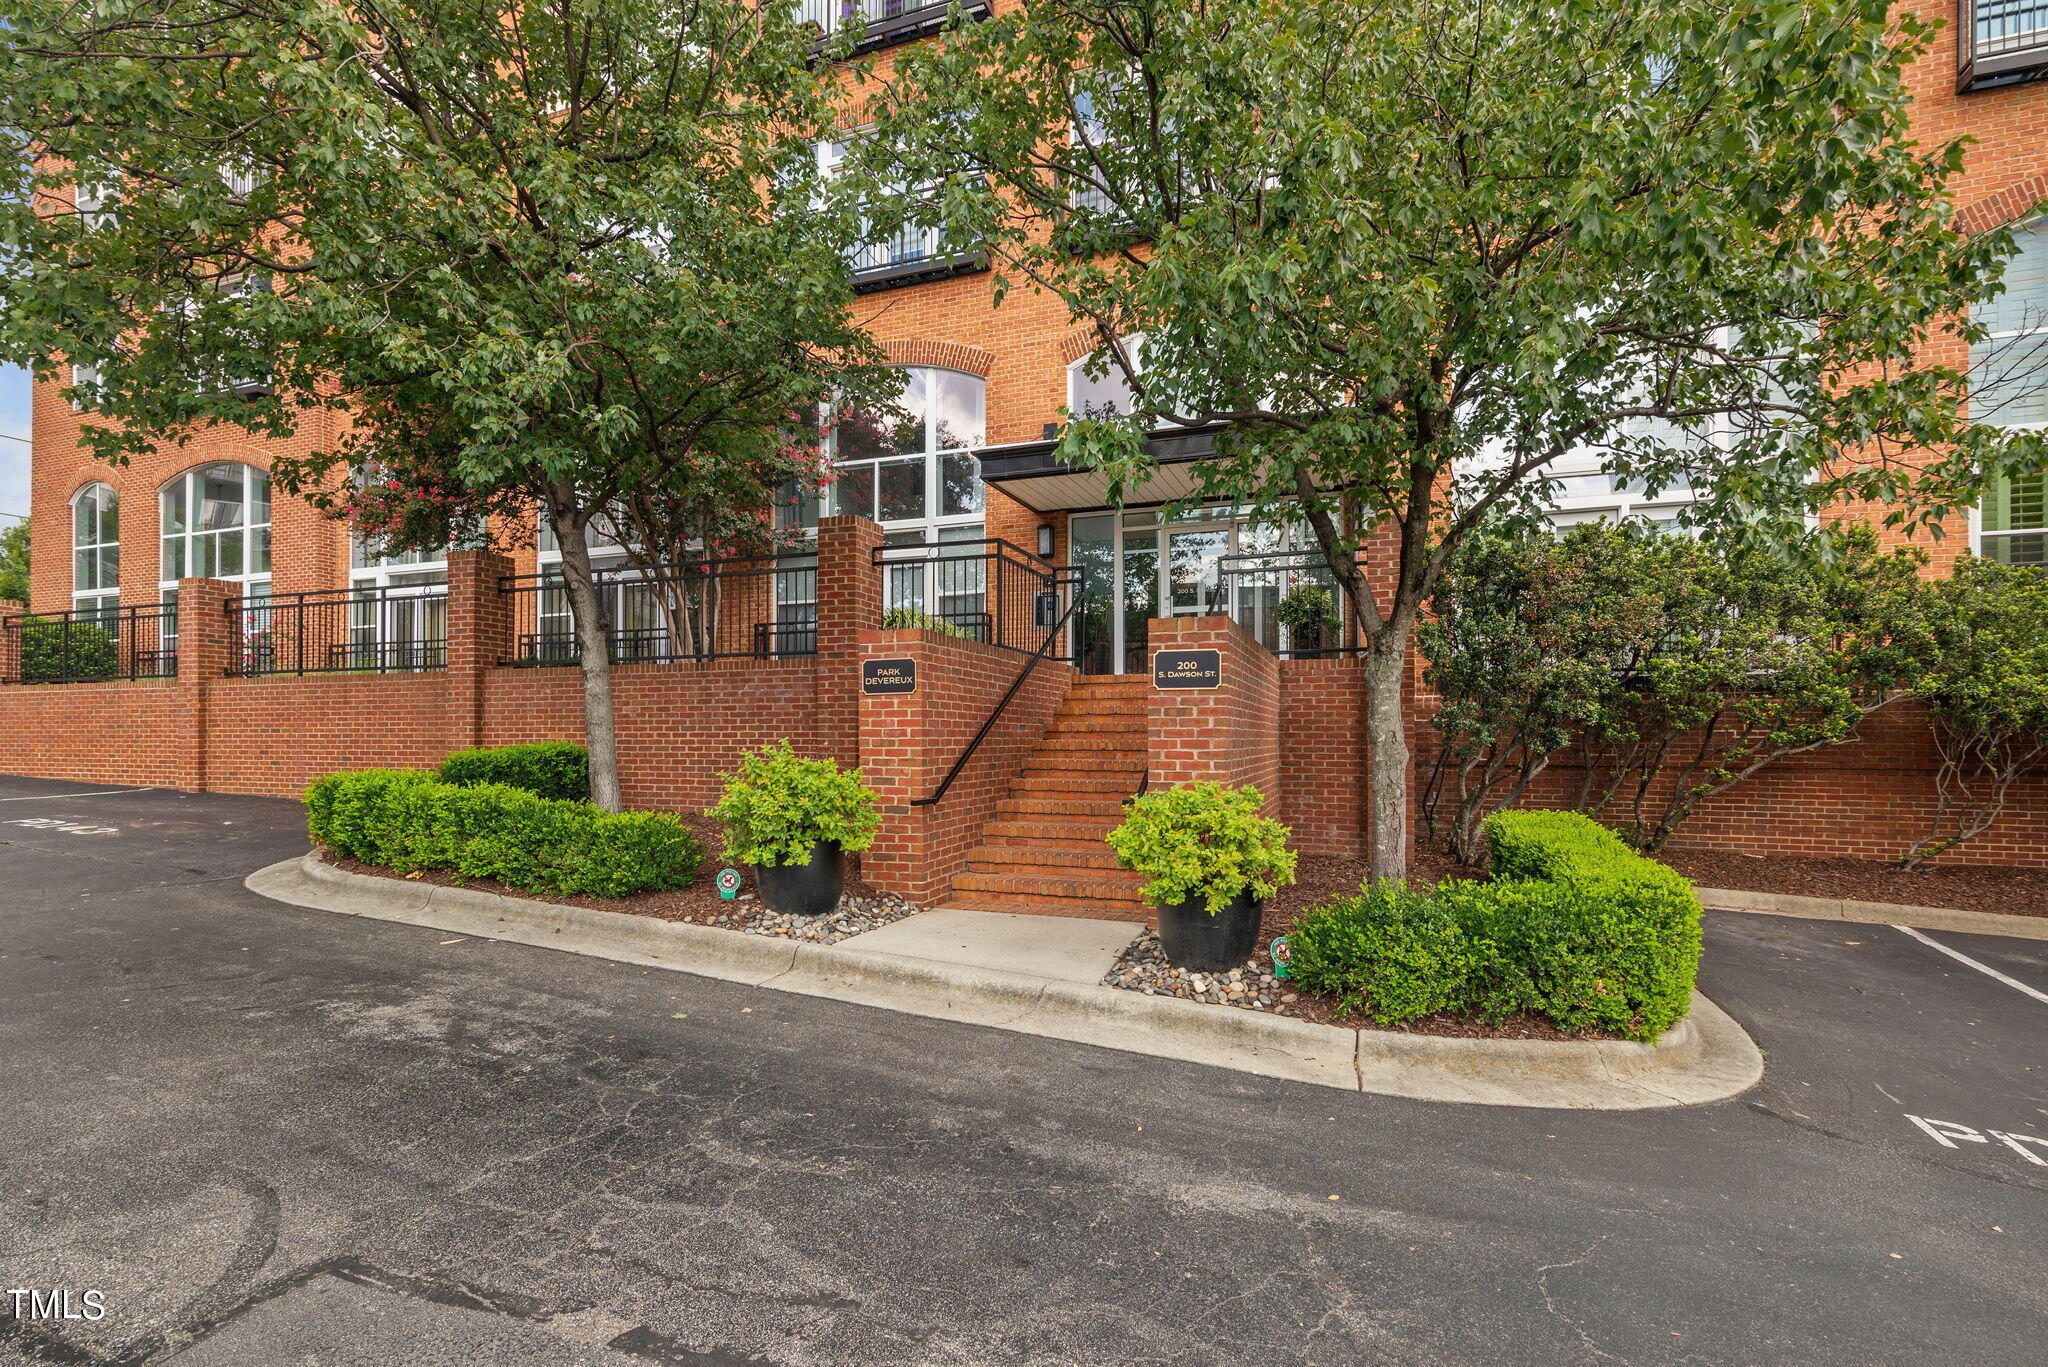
xmin=438 ymin=741 xmax=590 ymax=802
xmin=1287 ymin=811 xmax=1701 ymax=1042
xmin=304 ymin=769 xmax=701 ymax=898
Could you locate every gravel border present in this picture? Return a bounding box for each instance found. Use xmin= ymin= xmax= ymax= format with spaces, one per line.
xmin=712 ymin=891 xmax=921 ymax=944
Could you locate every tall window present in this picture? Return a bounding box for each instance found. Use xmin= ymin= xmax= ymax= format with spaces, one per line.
xmin=828 ymin=367 xmax=985 ymax=533
xmin=71 ymin=483 xmax=119 ymax=614
xmin=1067 ymin=337 xmax=1145 ymax=419
xmin=160 ymin=463 xmax=271 ymax=590
xmin=1974 ymin=218 xmax=2048 ymax=564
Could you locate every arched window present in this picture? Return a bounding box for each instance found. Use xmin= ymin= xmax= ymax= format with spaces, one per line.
xmin=1975 ymin=217 xmax=2048 ymax=565
xmin=1066 ymin=336 xmax=1145 ymax=420
xmin=828 ymin=366 xmax=985 ymax=532
xmin=160 ymin=462 xmax=270 ymax=591
xmin=71 ymin=483 xmax=119 ymax=614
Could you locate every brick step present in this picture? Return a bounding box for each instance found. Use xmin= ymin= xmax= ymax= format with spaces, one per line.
xmin=1019 ymin=751 xmax=1145 ymax=774
xmin=1054 ymin=697 xmax=1147 ymax=717
xmin=1009 ymin=772 xmax=1144 ymax=795
xmin=1068 ymin=678 xmax=1148 ymax=694
xmin=942 ymin=895 xmax=1151 ymax=923
xmin=979 ymin=825 xmax=1119 ymax=848
xmin=951 ymin=869 xmax=1147 ymax=904
xmin=998 ymin=795 xmax=1133 ymax=820
xmin=1042 ymin=717 xmax=1149 ymax=737
xmin=965 ymin=843 xmax=1124 ymax=873
xmin=1031 ymin=737 xmax=1145 ymax=761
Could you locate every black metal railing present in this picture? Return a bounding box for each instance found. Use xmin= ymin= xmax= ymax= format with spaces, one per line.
xmin=874 ymin=538 xmax=1083 ymax=663
xmin=2 ymin=603 xmax=178 ymax=685
xmin=1960 ymin=0 xmax=2048 ymax=89
xmin=498 ymin=551 xmax=819 ymax=667
xmin=1217 ymin=548 xmax=1361 ymax=659
xmin=799 ymin=0 xmax=988 ymax=51
xmin=228 ymin=585 xmax=449 ymax=677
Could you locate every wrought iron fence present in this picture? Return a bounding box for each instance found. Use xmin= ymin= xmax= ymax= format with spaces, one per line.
xmin=874 ymin=538 xmax=1083 ymax=663
xmin=498 ymin=551 xmax=819 ymax=667
xmin=3 ymin=602 xmax=178 ymax=684
xmin=1217 ymin=548 xmax=1359 ymax=659
xmin=228 ymin=585 xmax=449 ymax=676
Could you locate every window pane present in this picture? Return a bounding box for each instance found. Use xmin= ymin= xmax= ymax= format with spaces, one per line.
xmin=218 ymin=529 xmax=244 ymax=577
xmin=836 ymin=370 xmax=926 ymax=462
xmin=162 ymin=534 xmax=184 ymax=581
xmin=74 ymin=547 xmax=95 ymax=591
xmin=1976 ymin=220 xmax=2048 ymax=337
xmin=200 ymin=465 xmax=245 ymax=530
xmin=940 ymin=452 xmax=983 ymax=516
xmin=1069 ymin=338 xmax=1144 ymax=418
xmin=878 ymin=457 xmax=926 ymax=522
xmin=832 ymin=463 xmax=874 ymax=520
xmin=98 ymin=488 xmax=119 ymax=544
xmin=250 ymin=469 xmax=270 ymax=524
xmin=163 ymin=479 xmax=187 ymax=536
xmin=930 ymin=369 xmax=984 ymax=450
xmin=1984 ymin=531 xmax=2048 ymax=564
xmin=191 ymin=533 xmax=216 ymax=579
xmin=74 ymin=494 xmax=94 ymax=545
xmin=1983 ymin=471 xmax=2048 ymax=533
xmin=251 ymin=524 xmax=271 ymax=574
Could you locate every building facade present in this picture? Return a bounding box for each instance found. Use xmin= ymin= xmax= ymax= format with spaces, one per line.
xmin=5 ymin=0 xmax=2048 ymax=904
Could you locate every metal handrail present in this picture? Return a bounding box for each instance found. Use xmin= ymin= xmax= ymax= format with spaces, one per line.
xmin=911 ymin=564 xmax=1084 ymax=807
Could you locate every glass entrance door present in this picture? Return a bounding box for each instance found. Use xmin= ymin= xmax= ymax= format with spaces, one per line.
xmin=1164 ymin=525 xmax=1231 ymax=617
xmin=1070 ymin=508 xmax=1293 ymax=674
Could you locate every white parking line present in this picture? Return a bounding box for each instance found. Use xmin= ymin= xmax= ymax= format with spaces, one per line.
xmin=0 ymin=789 xmax=147 ymax=802
xmin=1894 ymin=925 xmax=2048 ymax=1006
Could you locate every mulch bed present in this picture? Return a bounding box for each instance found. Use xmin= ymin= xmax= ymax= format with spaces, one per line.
xmin=326 ymin=812 xmax=922 ymax=939
xmin=1657 ymin=846 xmax=2048 ymax=919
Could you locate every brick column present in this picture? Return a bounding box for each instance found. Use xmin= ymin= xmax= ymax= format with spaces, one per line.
xmin=444 ymin=549 xmax=512 ymax=752
xmin=0 ymin=601 xmax=21 ymax=684
xmin=813 ymin=515 xmax=883 ymax=767
xmin=174 ymin=577 xmax=239 ymax=792
xmin=1145 ymin=614 xmax=1282 ymax=809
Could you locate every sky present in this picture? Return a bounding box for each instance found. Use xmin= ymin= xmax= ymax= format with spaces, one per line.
xmin=0 ymin=361 xmax=26 ymax=528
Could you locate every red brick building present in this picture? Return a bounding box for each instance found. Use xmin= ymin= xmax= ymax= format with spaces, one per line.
xmin=5 ymin=0 xmax=2047 ymax=908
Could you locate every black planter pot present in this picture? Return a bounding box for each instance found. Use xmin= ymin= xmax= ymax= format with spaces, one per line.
xmin=1157 ymin=890 xmax=1264 ymax=972
xmin=754 ymin=840 xmax=844 ymax=917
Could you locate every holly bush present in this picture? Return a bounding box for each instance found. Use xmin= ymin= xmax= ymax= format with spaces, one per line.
xmin=709 ymin=740 xmax=880 ymax=867
xmin=1106 ymin=781 xmax=1297 ymax=914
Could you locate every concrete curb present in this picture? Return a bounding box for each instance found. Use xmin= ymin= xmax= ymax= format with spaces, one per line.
xmin=1697 ymin=885 xmax=2048 ymax=942
xmin=249 ymin=853 xmax=1764 ymax=1110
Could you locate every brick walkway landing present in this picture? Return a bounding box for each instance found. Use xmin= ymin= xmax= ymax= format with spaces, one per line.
xmin=945 ymin=676 xmax=1151 ymax=920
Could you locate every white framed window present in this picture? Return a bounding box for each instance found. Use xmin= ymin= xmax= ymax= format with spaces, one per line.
xmin=1973 ymin=217 xmax=2048 ymax=564
xmin=159 ymin=462 xmax=271 ymax=588
xmin=71 ymin=482 xmax=120 ymax=614
xmin=827 ymin=366 xmax=984 ymax=529
xmin=68 ymin=360 xmax=103 ymax=412
xmin=1066 ymin=336 xmax=1146 ymax=420
xmin=74 ymin=177 xmax=118 ymax=231
xmin=818 ymin=135 xmax=947 ymax=276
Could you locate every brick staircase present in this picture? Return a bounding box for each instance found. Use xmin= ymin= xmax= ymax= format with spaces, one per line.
xmin=944 ymin=676 xmax=1151 ymax=920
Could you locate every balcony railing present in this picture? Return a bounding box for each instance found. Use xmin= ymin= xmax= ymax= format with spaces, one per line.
xmin=1960 ymin=0 xmax=2048 ymax=90
xmin=227 ymin=585 xmax=448 ymax=677
xmin=3 ymin=602 xmax=178 ymax=685
xmin=874 ymin=538 xmax=1083 ymax=662
xmin=1217 ymin=549 xmax=1360 ymax=659
xmin=499 ymin=551 xmax=819 ymax=667
xmin=799 ymin=0 xmax=990 ymax=54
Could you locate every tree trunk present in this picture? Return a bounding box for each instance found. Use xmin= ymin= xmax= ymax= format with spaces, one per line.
xmin=1362 ymin=622 xmax=1412 ymax=883
xmin=548 ymin=495 xmax=624 ymax=812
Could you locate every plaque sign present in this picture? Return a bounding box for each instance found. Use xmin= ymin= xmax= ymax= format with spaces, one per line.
xmin=862 ymin=658 xmax=917 ymax=694
xmin=1152 ymin=649 xmax=1222 ymax=690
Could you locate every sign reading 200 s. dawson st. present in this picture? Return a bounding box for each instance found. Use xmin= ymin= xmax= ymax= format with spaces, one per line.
xmin=861 ymin=658 xmax=917 ymax=694
xmin=1152 ymin=650 xmax=1222 ymax=690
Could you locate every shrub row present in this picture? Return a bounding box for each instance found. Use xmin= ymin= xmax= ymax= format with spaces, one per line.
xmin=305 ymin=769 xmax=702 ymax=899
xmin=1288 ymin=811 xmax=1701 ymax=1041
xmin=438 ymin=741 xmax=590 ymax=802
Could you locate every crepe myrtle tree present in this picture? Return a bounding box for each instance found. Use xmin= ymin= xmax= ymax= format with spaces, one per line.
xmin=876 ymin=0 xmax=2048 ymax=879
xmin=0 ymin=0 xmax=901 ymax=810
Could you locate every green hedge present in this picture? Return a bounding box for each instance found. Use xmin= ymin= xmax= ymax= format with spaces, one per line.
xmin=1287 ymin=811 xmax=1701 ymax=1041
xmin=305 ymin=769 xmax=702 ymax=899
xmin=437 ymin=742 xmax=590 ymax=802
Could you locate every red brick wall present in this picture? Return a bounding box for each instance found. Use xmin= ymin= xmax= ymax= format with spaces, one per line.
xmin=1145 ymin=615 xmax=1281 ymax=808
xmin=1277 ymin=656 xmax=1369 ymax=858
xmin=858 ymin=627 xmax=1075 ymax=901
xmin=0 ymin=679 xmax=193 ymax=788
xmin=204 ymin=672 xmax=454 ymax=795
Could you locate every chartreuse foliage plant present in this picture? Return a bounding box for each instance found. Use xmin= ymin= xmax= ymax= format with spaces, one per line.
xmin=1287 ymin=811 xmax=1701 ymax=1041
xmin=304 ymin=770 xmax=702 ymax=899
xmin=1106 ymin=782 xmax=1297 ymax=914
xmin=880 ymin=607 xmax=970 ymax=639
xmin=710 ymin=741 xmax=881 ymax=868
xmin=878 ymin=0 xmax=2048 ymax=883
xmin=439 ymin=742 xmax=590 ymax=803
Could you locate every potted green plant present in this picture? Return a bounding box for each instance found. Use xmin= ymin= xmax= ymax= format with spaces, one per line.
xmin=1275 ymin=584 xmax=1341 ymax=655
xmin=709 ymin=740 xmax=881 ymax=916
xmin=1106 ymin=782 xmax=1297 ymax=970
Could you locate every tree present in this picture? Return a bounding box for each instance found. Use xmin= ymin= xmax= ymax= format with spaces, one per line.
xmin=0 ymin=0 xmax=898 ymax=809
xmin=0 ymin=522 xmax=27 ymax=604
xmin=1899 ymin=558 xmax=2048 ymax=869
xmin=879 ymin=0 xmax=2048 ymax=878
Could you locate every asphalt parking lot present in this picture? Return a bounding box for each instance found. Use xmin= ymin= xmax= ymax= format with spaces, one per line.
xmin=0 ymin=774 xmax=2041 ymax=1366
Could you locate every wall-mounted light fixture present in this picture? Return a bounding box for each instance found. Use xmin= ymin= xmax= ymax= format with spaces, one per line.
xmin=1037 ymin=524 xmax=1055 ymax=557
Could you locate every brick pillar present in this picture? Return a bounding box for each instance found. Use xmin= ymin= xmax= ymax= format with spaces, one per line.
xmin=444 ymin=549 xmax=512 ymax=753
xmin=1144 ymin=614 xmax=1282 ymax=809
xmin=0 ymin=601 xmax=21 ymax=684
xmin=813 ymin=515 xmax=883 ymax=767
xmin=174 ymin=577 xmax=239 ymax=792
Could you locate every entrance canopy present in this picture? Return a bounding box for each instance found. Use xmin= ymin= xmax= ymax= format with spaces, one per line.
xmin=977 ymin=427 xmax=1222 ymax=513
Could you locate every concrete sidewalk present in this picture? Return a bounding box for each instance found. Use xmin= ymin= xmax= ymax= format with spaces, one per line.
xmin=248 ymin=853 xmax=1765 ymax=1110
